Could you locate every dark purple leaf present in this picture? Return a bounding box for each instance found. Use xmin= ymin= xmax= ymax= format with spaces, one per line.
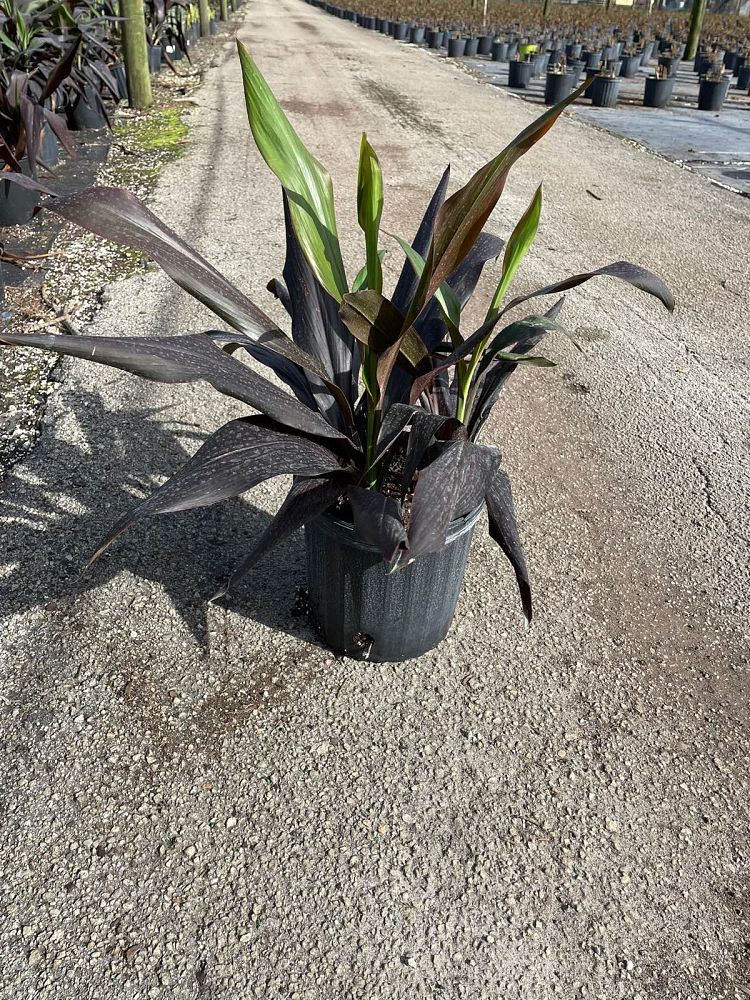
xmin=42 ymin=186 xmax=333 ymax=381
xmin=214 ymin=474 xmax=346 ymax=598
xmin=0 ymin=331 xmax=347 ymax=442
xmin=407 ymin=440 xmax=497 ymax=559
xmin=280 ymin=191 xmax=357 ymax=405
xmin=40 ymin=39 xmax=81 ymax=101
xmin=485 ymin=467 xmax=532 ymax=621
xmin=89 ymin=417 xmax=344 ymax=563
xmin=0 ymin=171 xmax=55 ymax=195
xmin=502 ymin=260 xmax=675 ymax=315
xmin=266 ymin=277 xmax=292 ymax=316
xmin=401 ymin=412 xmax=449 ymax=490
xmin=348 ymin=486 xmax=407 ymax=563
xmin=391 ymin=165 xmax=450 ymax=315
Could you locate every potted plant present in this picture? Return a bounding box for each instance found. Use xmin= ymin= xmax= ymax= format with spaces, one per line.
xmin=590 ymin=65 xmax=621 ymax=107
xmin=544 ymin=61 xmax=574 ymax=104
xmin=698 ymin=64 xmax=730 ymax=111
xmin=508 ymin=51 xmax=534 ymax=88
xmin=0 ymin=43 xmax=77 ymax=225
xmin=0 ymin=46 xmax=674 ymax=661
xmin=643 ymin=63 xmax=674 ymax=108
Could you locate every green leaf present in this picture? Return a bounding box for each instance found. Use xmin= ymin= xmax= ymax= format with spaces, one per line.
xmin=237 ymin=41 xmax=348 ymax=302
xmin=357 ymin=133 xmax=384 ymax=294
xmin=390 ymin=234 xmax=462 ymax=338
xmin=352 ymin=250 xmax=386 ymax=292
xmin=487 ymin=183 xmax=543 ymax=318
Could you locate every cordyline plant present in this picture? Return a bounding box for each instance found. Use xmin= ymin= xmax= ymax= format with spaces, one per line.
xmin=0 ymin=44 xmax=673 ymax=620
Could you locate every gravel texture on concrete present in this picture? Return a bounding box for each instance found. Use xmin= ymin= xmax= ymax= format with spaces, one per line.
xmin=1 ymin=1 xmax=749 ymax=998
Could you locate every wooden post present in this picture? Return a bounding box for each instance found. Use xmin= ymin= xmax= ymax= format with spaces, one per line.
xmin=220 ymin=0 xmax=228 ymax=19
xmin=543 ymin=0 xmax=552 ymax=18
xmin=120 ymin=0 xmax=152 ymax=109
xmin=198 ymin=0 xmax=211 ymax=36
xmin=685 ymin=0 xmax=706 ymax=61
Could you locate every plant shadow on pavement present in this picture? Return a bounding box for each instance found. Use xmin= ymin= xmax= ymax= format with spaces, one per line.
xmin=0 ymin=387 xmax=324 ymax=654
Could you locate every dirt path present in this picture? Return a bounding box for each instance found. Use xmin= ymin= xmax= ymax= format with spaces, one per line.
xmin=1 ymin=1 xmax=748 ymax=997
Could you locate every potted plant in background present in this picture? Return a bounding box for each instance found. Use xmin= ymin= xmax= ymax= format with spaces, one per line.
xmin=643 ymin=62 xmax=675 ymax=107
xmin=0 ymin=45 xmax=674 ymax=661
xmin=698 ymin=63 xmax=730 ymax=110
xmin=589 ymin=64 xmax=622 ymax=106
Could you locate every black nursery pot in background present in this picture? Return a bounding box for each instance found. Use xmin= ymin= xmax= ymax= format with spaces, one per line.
xmin=447 ymin=36 xmax=466 ymax=57
xmin=149 ymin=44 xmax=163 ymax=72
xmin=508 ymin=59 xmax=534 ymax=88
xmin=544 ymin=71 xmax=574 ymax=105
xmin=464 ymin=37 xmax=479 ymax=57
xmin=491 ymin=40 xmax=509 ymax=61
xmin=590 ymin=76 xmax=621 ymax=107
xmin=643 ymin=75 xmax=674 ymax=107
xmin=698 ymin=77 xmax=730 ymax=111
xmin=620 ymin=54 xmax=641 ymax=78
xmin=67 ymin=83 xmax=107 ymax=129
xmin=305 ymin=506 xmax=483 ymax=662
xmin=0 ymin=169 xmax=41 ymax=227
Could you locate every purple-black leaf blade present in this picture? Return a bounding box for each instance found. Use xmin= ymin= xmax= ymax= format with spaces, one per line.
xmin=42 ymin=186 xmax=333 ymax=381
xmin=215 ymin=474 xmax=346 ymax=598
xmin=348 ymin=486 xmax=407 ymax=564
xmin=502 ymin=260 xmax=675 ymax=315
xmin=89 ymin=417 xmax=344 ymax=563
xmin=391 ymin=165 xmax=450 ymax=315
xmin=485 ymin=467 xmax=532 ymax=622
xmin=0 ymin=331 xmax=347 ymax=442
xmin=408 ymin=440 xmax=497 ymax=560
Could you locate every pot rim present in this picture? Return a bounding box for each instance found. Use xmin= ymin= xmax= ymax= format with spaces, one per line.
xmin=311 ymin=501 xmax=484 ymax=554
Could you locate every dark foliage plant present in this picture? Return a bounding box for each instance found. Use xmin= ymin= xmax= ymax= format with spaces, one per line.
xmin=0 ymin=44 xmax=674 ymax=621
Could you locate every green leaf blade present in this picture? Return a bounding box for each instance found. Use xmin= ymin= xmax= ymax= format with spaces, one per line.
xmin=357 ymin=133 xmax=384 ymax=294
xmin=238 ymin=41 xmax=348 ymax=301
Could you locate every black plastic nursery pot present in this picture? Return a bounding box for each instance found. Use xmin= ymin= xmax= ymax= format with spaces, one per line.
xmin=464 ymin=37 xmax=479 ymax=57
xmin=149 ymin=44 xmax=163 ymax=72
xmin=491 ymin=40 xmax=508 ymax=61
xmin=698 ymin=77 xmax=730 ymax=111
xmin=508 ymin=59 xmax=534 ymax=88
xmin=544 ymin=71 xmax=574 ymax=104
xmin=379 ymin=19 xmax=390 ymax=33
xmin=737 ymin=65 xmax=750 ymax=90
xmin=640 ymin=42 xmax=654 ymax=65
xmin=658 ymin=55 xmax=678 ymax=77
xmin=305 ymin=505 xmax=483 ymax=662
xmin=643 ymin=75 xmax=674 ymax=108
xmin=477 ymin=34 xmax=493 ymax=56
xmin=620 ymin=54 xmax=641 ymax=78
xmin=566 ymin=42 xmax=582 ymax=61
xmin=0 ymin=165 xmax=41 ymax=227
xmin=111 ymin=62 xmax=128 ymax=101
xmin=409 ymin=25 xmax=425 ymax=44
xmin=67 ymin=85 xmax=107 ymax=129
xmin=394 ymin=20 xmax=409 ymax=40
xmin=447 ymin=36 xmax=466 ymax=58
xmin=428 ymin=29 xmax=443 ymax=49
xmin=590 ymin=76 xmax=621 ymax=107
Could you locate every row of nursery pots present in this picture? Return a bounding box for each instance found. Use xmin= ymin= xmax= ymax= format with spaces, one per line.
xmin=312 ymin=1 xmax=748 ymax=113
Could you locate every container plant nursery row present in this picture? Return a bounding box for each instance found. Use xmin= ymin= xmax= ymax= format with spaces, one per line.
xmin=310 ymin=0 xmax=750 ymax=111
xmin=0 ymin=0 xmax=244 ymax=227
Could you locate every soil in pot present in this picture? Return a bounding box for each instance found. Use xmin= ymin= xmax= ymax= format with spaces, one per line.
xmin=0 ymin=165 xmax=41 ymax=227
xmin=698 ymin=77 xmax=730 ymax=111
xmin=643 ymin=75 xmax=674 ymax=107
xmin=590 ymin=75 xmax=621 ymax=107
xmin=508 ymin=59 xmax=534 ymax=88
xmin=305 ymin=505 xmax=483 ymax=661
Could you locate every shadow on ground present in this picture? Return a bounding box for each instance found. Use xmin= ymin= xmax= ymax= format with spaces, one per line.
xmin=0 ymin=387 xmax=324 ymax=653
